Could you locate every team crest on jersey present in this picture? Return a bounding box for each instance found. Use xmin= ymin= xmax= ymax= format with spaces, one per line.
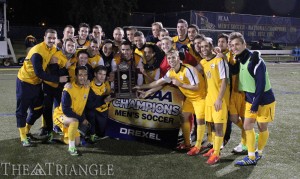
xmin=179 ymin=76 xmax=183 ymax=80
xmin=210 ymin=63 xmax=215 ymax=69
xmin=84 ymin=94 xmax=88 ymax=100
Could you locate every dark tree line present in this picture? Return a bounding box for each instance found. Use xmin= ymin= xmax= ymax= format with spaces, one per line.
xmin=7 ymin=0 xmax=137 ymax=35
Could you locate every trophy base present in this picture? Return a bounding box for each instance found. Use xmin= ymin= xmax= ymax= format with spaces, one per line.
xmin=114 ymin=92 xmax=136 ymax=98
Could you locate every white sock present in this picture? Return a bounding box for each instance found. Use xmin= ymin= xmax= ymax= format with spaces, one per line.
xmin=69 ymin=140 xmax=75 ymax=148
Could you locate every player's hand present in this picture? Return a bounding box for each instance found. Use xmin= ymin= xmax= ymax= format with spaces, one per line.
xmin=65 ymin=60 xmax=73 ymax=69
xmin=214 ymin=47 xmax=221 ymax=54
xmin=171 ymin=79 xmax=182 ymax=87
xmin=64 ymin=82 xmax=72 ymax=89
xmin=104 ymin=95 xmax=114 ymax=103
xmin=134 ymin=85 xmax=142 ymax=90
xmin=50 ymin=56 xmax=58 ymax=64
xmin=214 ymin=98 xmax=222 ymax=112
xmin=250 ymin=110 xmax=257 ymax=114
xmin=82 ymin=119 xmax=89 ymax=126
xmin=137 ymin=90 xmax=151 ymax=99
xmin=59 ymin=76 xmax=69 ymax=83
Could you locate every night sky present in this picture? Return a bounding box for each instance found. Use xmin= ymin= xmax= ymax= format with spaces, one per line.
xmin=4 ymin=0 xmax=300 ymax=26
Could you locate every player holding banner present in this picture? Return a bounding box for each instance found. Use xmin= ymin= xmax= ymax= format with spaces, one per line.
xmin=134 ymin=49 xmax=207 ymax=154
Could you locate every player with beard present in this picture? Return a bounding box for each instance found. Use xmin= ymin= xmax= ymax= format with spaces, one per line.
xmin=16 ymin=29 xmax=68 ymax=147
xmin=200 ymin=38 xmax=230 ymax=165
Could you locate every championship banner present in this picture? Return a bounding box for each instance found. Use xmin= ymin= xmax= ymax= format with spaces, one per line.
xmin=191 ymin=10 xmax=300 ymax=44
xmin=106 ymin=85 xmax=184 ymax=148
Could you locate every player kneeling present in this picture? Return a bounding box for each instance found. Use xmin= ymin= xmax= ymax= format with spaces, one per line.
xmin=53 ymin=66 xmax=113 ymax=156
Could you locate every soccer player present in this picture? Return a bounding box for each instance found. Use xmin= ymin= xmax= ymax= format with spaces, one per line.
xmin=125 ymin=26 xmax=137 ymax=43
xmin=89 ymin=25 xmax=103 ymax=46
xmin=160 ymin=36 xmax=200 ymax=77
xmin=133 ymin=31 xmax=147 ymax=58
xmin=41 ymin=37 xmax=78 ymax=138
xmin=140 ymin=44 xmax=161 ymax=84
xmin=200 ymin=38 xmax=230 ymax=165
xmin=76 ymin=50 xmax=94 ymax=81
xmin=217 ymin=33 xmax=247 ymax=152
xmin=112 ymin=27 xmax=125 ymax=53
xmin=229 ymin=32 xmax=276 ymax=166
xmin=135 ymin=50 xmax=206 ymax=153
xmin=100 ymin=39 xmax=115 ymax=78
xmin=56 ymin=25 xmax=75 ymax=50
xmin=76 ymin=23 xmax=90 ymax=49
xmin=111 ymin=41 xmax=144 ymax=86
xmin=187 ymin=24 xmax=199 ymax=42
xmin=87 ymin=39 xmax=104 ymax=69
xmin=156 ymin=28 xmax=169 ymax=49
xmin=52 ymin=66 xmax=112 ymax=156
xmin=173 ymin=19 xmax=190 ymax=50
xmin=86 ymin=65 xmax=111 ymax=141
xmin=16 ymin=29 xmax=68 ymax=147
xmin=146 ymin=22 xmax=163 ymax=43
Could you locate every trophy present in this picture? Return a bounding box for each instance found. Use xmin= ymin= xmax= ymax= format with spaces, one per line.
xmin=113 ymin=60 xmax=137 ymax=98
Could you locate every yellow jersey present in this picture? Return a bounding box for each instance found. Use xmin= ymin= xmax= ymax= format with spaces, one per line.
xmin=163 ymin=63 xmax=206 ymax=100
xmin=90 ymin=80 xmax=111 ymax=112
xmin=201 ymin=57 xmax=230 ymax=106
xmin=53 ymin=82 xmax=90 ymax=122
xmin=88 ymin=54 xmax=104 ymax=69
xmin=44 ymin=50 xmax=77 ymax=88
xmin=18 ymin=42 xmax=57 ymax=85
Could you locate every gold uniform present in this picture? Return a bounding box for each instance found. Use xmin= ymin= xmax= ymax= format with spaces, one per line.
xmin=163 ymin=63 xmax=206 ymax=119
xmin=18 ymin=42 xmax=57 ymax=85
xmin=90 ymin=80 xmax=111 ymax=112
xmin=201 ymin=57 xmax=230 ymax=123
xmin=53 ymin=82 xmax=90 ymax=140
xmin=44 ymin=50 xmax=77 ymax=88
xmin=224 ymin=50 xmax=246 ymax=117
xmin=88 ymin=54 xmax=104 ymax=69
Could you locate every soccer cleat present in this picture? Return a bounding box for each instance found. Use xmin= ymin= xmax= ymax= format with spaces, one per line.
xmin=22 ymin=139 xmax=34 ymax=147
xmin=232 ymin=143 xmax=248 ymax=154
xmin=255 ymin=152 xmax=262 ymax=161
xmin=235 ymin=156 xmax=257 ymax=166
xmin=203 ymin=148 xmax=214 ymax=157
xmin=45 ymin=132 xmax=54 ymax=143
xmin=176 ymin=143 xmax=191 ymax=151
xmin=68 ymin=147 xmax=79 ymax=156
xmin=90 ymin=134 xmax=100 ymax=143
xmin=187 ymin=147 xmax=200 ymax=156
xmin=207 ymin=154 xmax=220 ymax=165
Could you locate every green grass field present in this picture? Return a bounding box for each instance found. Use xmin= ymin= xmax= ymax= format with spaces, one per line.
xmin=0 ymin=63 xmax=299 ymax=178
